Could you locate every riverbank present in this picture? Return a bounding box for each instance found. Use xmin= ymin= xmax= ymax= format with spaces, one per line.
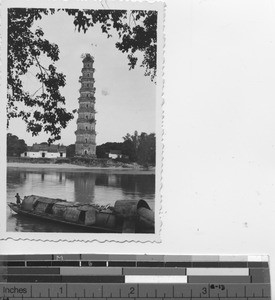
xmin=7 ymin=162 xmax=155 ymax=174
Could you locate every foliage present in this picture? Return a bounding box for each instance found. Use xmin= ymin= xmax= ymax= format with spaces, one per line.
xmin=65 ymin=9 xmax=157 ymax=81
xmin=96 ymin=142 xmax=123 ymax=158
xmin=137 ymin=132 xmax=156 ymax=167
xmin=8 ymin=8 xmax=74 ymax=143
xmin=66 ymin=144 xmax=75 ymax=158
xmin=123 ymin=131 xmax=155 ymax=166
xmin=7 ymin=133 xmax=27 ymax=157
xmin=96 ymin=132 xmax=156 ymax=166
xmin=122 ymin=130 xmax=139 ymax=161
xmin=55 ymin=158 xmax=71 ymax=164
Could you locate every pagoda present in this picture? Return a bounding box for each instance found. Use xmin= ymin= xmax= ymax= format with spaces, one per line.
xmin=75 ymin=54 xmax=97 ymax=157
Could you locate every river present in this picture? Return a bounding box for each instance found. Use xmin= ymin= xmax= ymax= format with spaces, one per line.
xmin=6 ymin=168 xmax=155 ymax=233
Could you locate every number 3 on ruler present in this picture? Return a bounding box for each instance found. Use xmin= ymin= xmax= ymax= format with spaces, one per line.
xmin=202 ymin=287 xmax=208 ymax=295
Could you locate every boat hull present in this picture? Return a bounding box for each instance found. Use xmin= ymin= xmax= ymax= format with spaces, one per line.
xmin=8 ymin=203 xmax=121 ymax=233
xmin=8 ymin=196 xmax=154 ymax=234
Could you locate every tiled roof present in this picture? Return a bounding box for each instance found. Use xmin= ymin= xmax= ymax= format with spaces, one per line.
xmin=27 ymin=143 xmax=66 ymax=153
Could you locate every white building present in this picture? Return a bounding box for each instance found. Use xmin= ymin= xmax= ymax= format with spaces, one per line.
xmin=108 ymin=150 xmax=122 ymax=159
xmin=21 ymin=143 xmax=66 ymax=158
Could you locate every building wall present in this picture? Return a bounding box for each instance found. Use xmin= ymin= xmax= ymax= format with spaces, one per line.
xmin=109 ymin=153 xmax=121 ymax=159
xmin=76 ymin=134 xmax=96 ymax=144
xmin=77 ymin=122 xmax=94 ymax=131
xmin=75 ymin=144 xmax=96 ymax=156
xmin=79 ymin=102 xmax=95 ymax=110
xmin=21 ymin=151 xmax=66 ymax=158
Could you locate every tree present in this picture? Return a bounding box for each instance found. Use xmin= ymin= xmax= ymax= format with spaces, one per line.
xmin=122 ymin=131 xmax=156 ymax=166
xmin=8 ymin=8 xmax=74 ymax=143
xmin=7 ymin=133 xmax=27 ymax=157
xmin=96 ymin=142 xmax=123 ymax=158
xmin=66 ymin=144 xmax=75 ymax=158
xmin=137 ymin=132 xmax=155 ymax=167
xmin=8 ymin=8 xmax=157 ymax=142
xmin=65 ymin=9 xmax=157 ymax=80
xmin=122 ymin=130 xmax=139 ymax=162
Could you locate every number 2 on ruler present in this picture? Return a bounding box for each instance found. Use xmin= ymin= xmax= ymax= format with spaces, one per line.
xmin=128 ymin=286 xmax=135 ymax=297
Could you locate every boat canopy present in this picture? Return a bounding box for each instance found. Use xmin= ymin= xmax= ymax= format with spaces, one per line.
xmin=16 ymin=195 xmax=154 ymax=232
xmin=21 ymin=195 xmax=65 ymax=212
xmin=20 ymin=195 xmax=116 ymax=227
xmin=114 ymin=199 xmax=151 ymax=217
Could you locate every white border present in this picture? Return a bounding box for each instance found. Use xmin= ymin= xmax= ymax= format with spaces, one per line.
xmin=0 ymin=0 xmax=164 ymax=243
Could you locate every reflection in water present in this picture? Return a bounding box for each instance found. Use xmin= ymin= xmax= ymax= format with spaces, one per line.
xmin=95 ymin=173 xmax=155 ymax=195
xmin=73 ymin=173 xmax=96 ymax=204
xmin=59 ymin=173 xmax=63 ymax=183
xmin=7 ymin=169 xmax=155 ymax=232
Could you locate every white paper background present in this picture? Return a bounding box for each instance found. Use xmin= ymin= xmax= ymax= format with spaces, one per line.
xmin=1 ymin=0 xmax=275 ymax=295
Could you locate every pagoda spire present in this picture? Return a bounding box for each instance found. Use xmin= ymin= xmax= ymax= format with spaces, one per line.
xmin=75 ymin=54 xmax=97 ymax=157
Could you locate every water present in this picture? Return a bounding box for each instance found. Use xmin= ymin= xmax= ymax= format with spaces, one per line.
xmin=7 ymin=168 xmax=155 ymax=233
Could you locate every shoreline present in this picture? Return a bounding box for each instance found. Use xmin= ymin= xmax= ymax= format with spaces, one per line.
xmin=7 ymin=162 xmax=155 ymax=174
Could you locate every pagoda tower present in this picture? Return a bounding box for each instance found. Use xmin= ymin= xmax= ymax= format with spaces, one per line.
xmin=75 ymin=54 xmax=97 ymax=157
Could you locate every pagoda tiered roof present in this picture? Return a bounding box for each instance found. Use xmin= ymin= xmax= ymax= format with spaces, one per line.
xmin=79 ymin=76 xmax=95 ymax=83
xmin=75 ymin=140 xmax=96 ymax=145
xmin=75 ymin=129 xmax=96 ymax=135
xmin=82 ymin=54 xmax=94 ymax=62
xmin=79 ymin=87 xmax=96 ymax=92
xmin=78 ymin=107 xmax=96 ymax=113
xmin=81 ymin=67 xmax=95 ymax=73
xmin=78 ymin=96 xmax=96 ymax=102
xmin=76 ymin=117 xmax=96 ymax=124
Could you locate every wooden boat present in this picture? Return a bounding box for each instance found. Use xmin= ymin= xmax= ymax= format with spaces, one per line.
xmin=8 ymin=195 xmax=154 ymax=233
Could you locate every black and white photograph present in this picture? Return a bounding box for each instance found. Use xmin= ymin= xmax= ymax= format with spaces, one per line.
xmin=2 ymin=0 xmax=275 ymax=295
xmin=2 ymin=0 xmax=164 ymax=240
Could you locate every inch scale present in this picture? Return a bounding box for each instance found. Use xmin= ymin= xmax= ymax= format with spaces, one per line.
xmin=0 ymin=254 xmax=271 ymax=300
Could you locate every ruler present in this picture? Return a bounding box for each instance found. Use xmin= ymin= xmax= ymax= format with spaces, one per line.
xmin=0 ymin=254 xmax=271 ymax=299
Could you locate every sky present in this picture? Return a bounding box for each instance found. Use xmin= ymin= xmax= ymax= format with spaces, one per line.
xmin=8 ymin=10 xmax=156 ymax=146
